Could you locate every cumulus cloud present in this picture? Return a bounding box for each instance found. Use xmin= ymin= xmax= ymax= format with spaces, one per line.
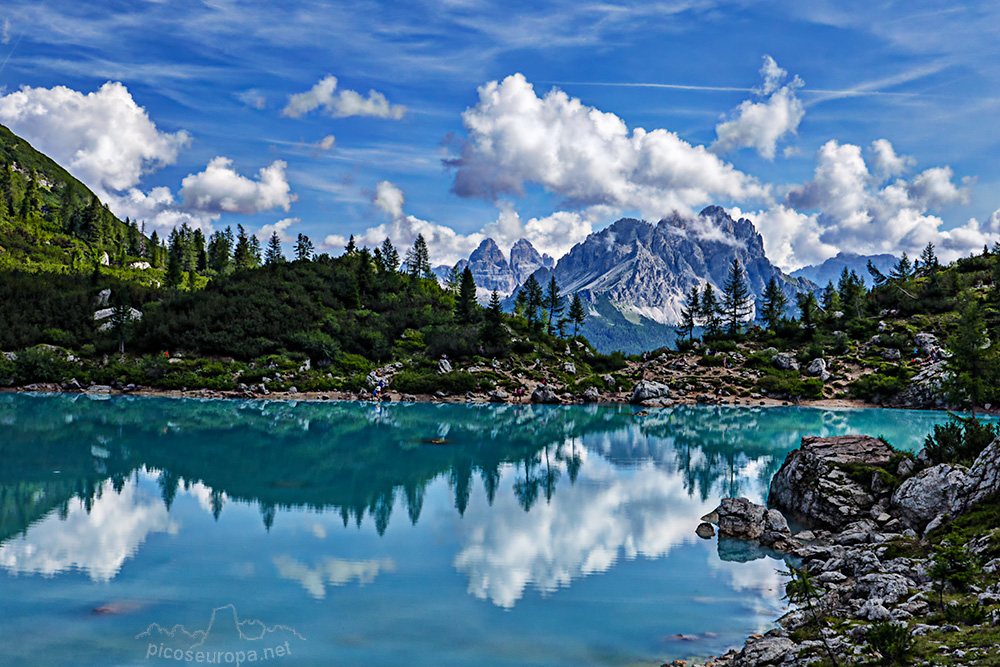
xmin=775 ymin=139 xmax=984 ymax=265
xmin=282 ymin=75 xmax=406 ymax=119
xmin=0 ymin=81 xmax=190 ymax=194
xmin=256 ymin=217 xmax=299 ymax=243
xmin=179 ymin=157 xmax=295 ymax=215
xmin=711 ymin=56 xmax=805 ymax=160
xmin=324 ymin=180 xmax=602 ymax=265
xmin=447 ymin=73 xmax=766 ymax=218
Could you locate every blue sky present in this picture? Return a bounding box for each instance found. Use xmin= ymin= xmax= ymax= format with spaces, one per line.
xmin=0 ymin=0 xmax=998 ymax=269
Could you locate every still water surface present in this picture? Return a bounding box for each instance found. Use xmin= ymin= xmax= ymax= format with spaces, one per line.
xmin=0 ymin=394 xmax=955 ymax=666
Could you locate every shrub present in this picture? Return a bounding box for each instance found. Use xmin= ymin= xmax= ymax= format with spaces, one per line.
xmin=589 ymin=350 xmax=629 ymax=373
xmin=944 ymin=601 xmax=987 ymax=625
xmin=849 ymin=364 xmax=912 ymax=401
xmin=393 ymin=370 xmax=479 ymax=395
xmin=866 ymin=622 xmax=913 ymax=666
xmin=334 ymin=352 xmax=373 ymax=376
xmin=13 ymin=347 xmax=72 ymax=383
xmin=698 ymin=355 xmax=725 ymax=367
xmin=924 ymin=416 xmax=999 ymax=465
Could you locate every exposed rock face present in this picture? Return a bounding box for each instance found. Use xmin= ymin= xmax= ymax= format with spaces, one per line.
xmin=959 ymin=436 xmax=1000 ymax=510
xmin=914 ymin=332 xmax=940 ymax=356
xmin=768 ymin=435 xmax=894 ymax=529
xmin=882 ymin=348 xmax=902 ymax=361
xmin=467 ymin=238 xmax=517 ymax=297
xmin=562 ymin=362 xmax=576 ymax=375
xmin=735 ymin=636 xmax=795 ymax=666
xmin=891 ymin=464 xmax=969 ymax=532
xmin=630 ymin=380 xmax=671 ymax=404
xmin=806 ymin=358 xmax=826 ymax=376
xmin=437 ymin=358 xmax=453 ymax=374
xmin=883 ymin=360 xmax=949 ymax=408
xmin=531 ymin=386 xmax=561 ymax=404
xmin=773 ymin=352 xmax=799 ymax=371
xmin=509 ymin=238 xmax=548 ymax=284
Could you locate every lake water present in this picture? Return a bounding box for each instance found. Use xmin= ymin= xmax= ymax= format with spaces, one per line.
xmin=0 ymin=394 xmax=955 ymax=667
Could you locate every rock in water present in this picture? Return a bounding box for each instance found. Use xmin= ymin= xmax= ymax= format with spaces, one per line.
xmin=768 ymin=435 xmax=893 ymax=529
xmin=695 ymin=522 xmax=715 ymax=539
xmin=531 ymin=386 xmax=561 ymax=404
xmin=630 ymin=380 xmax=671 ymax=405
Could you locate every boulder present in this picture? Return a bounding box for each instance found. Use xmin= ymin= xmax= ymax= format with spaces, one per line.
xmin=531 ymin=386 xmax=561 ymax=404
xmin=772 ymin=352 xmax=799 ymax=371
xmin=735 ymin=636 xmax=795 ymax=667
xmin=437 ymin=358 xmax=453 ymax=374
xmin=882 ymin=348 xmax=902 ymax=361
xmin=601 ymin=374 xmax=614 ymax=385
xmin=884 ymin=360 xmax=949 ymax=409
xmin=96 ymin=288 xmax=111 ymax=306
xmin=582 ymin=386 xmax=600 ymax=403
xmin=914 ymin=332 xmax=940 ymax=355
xmin=488 ymin=389 xmax=509 ymax=403
xmin=806 ymin=358 xmax=826 ymax=376
xmin=708 ymin=498 xmax=791 ymax=547
xmin=855 ymin=573 xmax=913 ymax=604
xmin=891 ymin=464 xmax=969 ymax=532
xmin=562 ymin=362 xmax=576 ymax=375
xmin=400 ymin=394 xmax=417 ymax=402
xmin=630 ymin=380 xmax=671 ymax=404
xmin=696 ymin=522 xmax=715 ymax=539
xmin=86 ymin=384 xmax=112 ymax=393
xmin=768 ymin=435 xmax=894 ymax=529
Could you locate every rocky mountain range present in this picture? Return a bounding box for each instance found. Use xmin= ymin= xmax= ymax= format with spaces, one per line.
xmin=791 ymin=252 xmax=899 ymax=290
xmin=438 ymin=206 xmax=815 ymax=352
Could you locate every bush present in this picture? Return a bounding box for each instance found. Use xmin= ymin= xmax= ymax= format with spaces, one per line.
xmin=393 ymin=370 xmax=479 ymax=395
xmin=334 ymin=352 xmax=373 ymax=376
xmin=924 ymin=416 xmax=999 ymax=465
xmin=13 ymin=347 xmax=72 ymax=383
xmin=756 ymin=371 xmax=823 ymax=399
xmin=849 ymin=364 xmax=913 ymax=401
xmin=944 ymin=601 xmax=987 ymax=625
xmin=589 ymin=351 xmax=629 ymax=373
xmin=866 ymin=622 xmax=913 ymax=666
xmin=698 ymin=354 xmax=725 ymax=367
xmin=707 ymin=340 xmax=738 ymax=353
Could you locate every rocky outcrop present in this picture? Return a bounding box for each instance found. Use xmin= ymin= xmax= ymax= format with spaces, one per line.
xmin=772 ymin=352 xmax=799 ymax=371
xmin=768 ymin=435 xmax=894 ymax=529
xmin=890 ymin=464 xmax=969 ymax=532
xmin=488 ymin=389 xmax=509 ymax=403
xmin=958 ymin=435 xmax=1000 ymax=510
xmin=530 ymin=386 xmax=561 ymax=404
xmin=509 ymin=238 xmax=551 ymax=284
xmin=883 ymin=360 xmax=949 ymax=409
xmin=630 ymin=380 xmax=671 ymax=405
xmin=581 ymin=386 xmax=600 ymax=402
xmin=437 ymin=358 xmax=453 ymax=374
xmin=805 ymin=358 xmax=825 ymax=376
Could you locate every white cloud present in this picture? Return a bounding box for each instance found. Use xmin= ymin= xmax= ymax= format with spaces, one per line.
xmin=448 ymin=73 xmax=766 ymax=219
xmin=1 ymin=18 xmax=11 ymax=44
xmin=282 ymin=75 xmax=406 ymax=119
xmin=256 ymin=217 xmax=299 ymax=243
xmin=317 ymin=134 xmax=336 ymax=151
xmin=106 ymin=186 xmax=215 ymax=232
xmin=324 ymin=181 xmax=604 ymax=265
xmin=868 ymin=138 xmax=914 ymax=178
xmin=235 ymin=88 xmax=266 ymax=110
xmin=179 ymin=157 xmax=295 ymax=215
xmin=711 ymin=56 xmax=805 ymax=160
xmin=0 ymin=82 xmax=190 ymax=194
xmin=776 ymin=139 xmax=985 ymax=264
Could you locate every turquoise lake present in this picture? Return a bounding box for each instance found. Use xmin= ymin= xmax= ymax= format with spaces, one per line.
xmin=0 ymin=394 xmax=958 ymax=666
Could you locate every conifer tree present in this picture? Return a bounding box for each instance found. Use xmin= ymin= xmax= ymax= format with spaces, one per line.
xmin=232 ymin=225 xmax=253 ymax=270
xmin=889 ymin=252 xmax=914 ymax=281
xmin=208 ymin=227 xmax=233 ymax=274
xmin=445 ymin=265 xmax=462 ymax=294
xmin=192 ymin=229 xmax=208 ymax=271
xmin=678 ymin=285 xmax=700 ymax=342
xmin=345 ymin=235 xmax=357 ymax=255
xmin=294 ymin=233 xmax=314 ymax=261
xmin=759 ymin=277 xmax=787 ymax=332
xmin=481 ymin=290 xmax=505 ymax=344
xmin=379 ymin=237 xmax=399 ymax=272
xmin=0 ymin=163 xmax=12 ymax=218
xmin=796 ymin=291 xmax=820 ymax=335
xmin=457 ymin=266 xmax=478 ymax=323
xmin=699 ymin=284 xmax=722 ymax=338
xmin=568 ymin=293 xmax=587 ymax=338
xmin=544 ymin=276 xmax=564 ymax=336
xmin=249 ymin=235 xmax=262 ymax=266
xmin=165 ymin=230 xmax=184 ymax=288
xmin=513 ymin=288 xmax=528 ymax=318
xmin=721 ymin=258 xmax=753 ymax=336
xmin=918 ymin=242 xmax=939 ymax=277
xmin=405 ymin=234 xmax=432 ymax=280
xmin=946 ymin=299 xmax=998 ymax=418
xmin=838 ymin=268 xmax=866 ymax=319
xmin=521 ymin=274 xmax=544 ymax=330
xmin=820 ymin=280 xmax=842 ymax=320
xmin=265 ymin=232 xmax=284 ymax=264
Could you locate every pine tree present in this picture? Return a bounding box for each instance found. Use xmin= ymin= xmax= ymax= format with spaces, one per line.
xmin=796 ymin=291 xmax=820 ymax=335
xmin=946 ymin=299 xmax=999 ymax=418
xmin=345 ymin=235 xmax=357 ymax=255
xmin=838 ymin=268 xmax=866 ymax=319
xmin=294 ymin=233 xmax=314 ymax=261
xmin=678 ymin=285 xmax=700 ymax=342
xmin=699 ymin=284 xmax=722 ymax=338
xmin=889 ymin=252 xmax=914 ymax=281
xmin=404 ymin=234 xmax=433 ymax=280
xmin=0 ymin=163 xmax=12 ymax=218
xmin=759 ymin=277 xmax=787 ymax=332
xmin=820 ymin=280 xmax=842 ymax=322
xmin=379 ymin=237 xmax=399 ymax=272
xmin=481 ymin=290 xmax=505 ymax=344
xmin=19 ymin=168 xmax=39 ymax=219
xmin=457 ymin=266 xmax=478 ymax=324
xmin=192 ymin=229 xmax=208 ymax=270
xmin=165 ymin=230 xmax=184 ymax=288
xmin=149 ymin=231 xmax=161 ymax=267
xmin=918 ymin=242 xmax=939 ymax=277
xmin=445 ymin=265 xmax=462 ymax=294
xmin=568 ymin=293 xmax=587 ymax=338
xmin=721 ymin=258 xmax=753 ymax=337
xmin=232 ymin=225 xmax=253 ymax=270
xmin=249 ymin=235 xmax=262 ymax=266
xmin=513 ymin=288 xmax=528 ymax=319
xmin=265 ymin=232 xmax=284 ymax=264
xmin=544 ymin=276 xmax=564 ymax=336
xmin=208 ymin=227 xmax=233 ymax=274
xmin=522 ymin=274 xmax=544 ymax=330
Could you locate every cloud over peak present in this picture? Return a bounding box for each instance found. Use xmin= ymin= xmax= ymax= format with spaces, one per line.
xmin=282 ymin=75 xmax=406 ymax=119
xmin=447 ymin=73 xmax=767 ymax=219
